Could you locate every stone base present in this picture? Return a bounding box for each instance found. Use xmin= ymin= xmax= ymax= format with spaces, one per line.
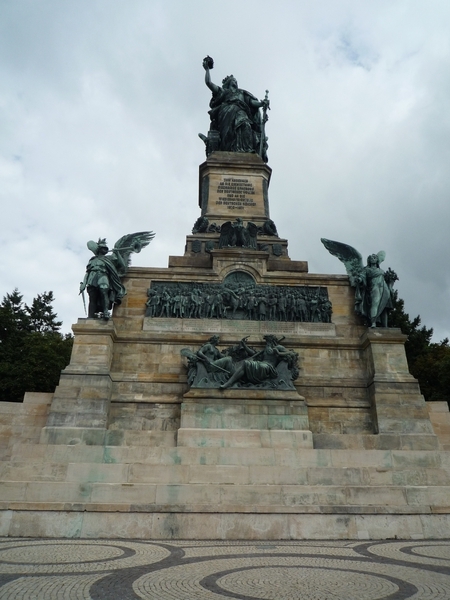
xmin=2 ymin=510 xmax=450 ymax=540
xmin=198 ymin=151 xmax=272 ymax=223
xmin=179 ymin=388 xmax=311 ymax=448
xmin=177 ymin=428 xmax=313 ymax=448
xmin=2 ymin=398 xmax=450 ymax=540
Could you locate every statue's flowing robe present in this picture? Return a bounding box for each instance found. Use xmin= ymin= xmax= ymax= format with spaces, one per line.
xmin=85 ymin=255 xmax=126 ymax=307
xmin=242 ymin=359 xmax=277 ymax=384
xmin=361 ymin=266 xmax=393 ymax=322
xmin=209 ymin=88 xmax=260 ymax=153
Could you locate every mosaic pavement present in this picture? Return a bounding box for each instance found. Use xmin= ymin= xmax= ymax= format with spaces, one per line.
xmin=0 ymin=538 xmax=450 ymax=599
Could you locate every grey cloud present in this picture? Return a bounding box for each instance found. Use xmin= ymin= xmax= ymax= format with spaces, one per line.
xmin=1 ymin=0 xmax=449 ymax=341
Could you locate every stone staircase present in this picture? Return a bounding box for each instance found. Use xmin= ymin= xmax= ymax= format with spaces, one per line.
xmin=3 ymin=441 xmax=450 ymax=511
xmin=1 ymin=393 xmax=450 ymax=539
xmin=0 ymin=392 xmax=51 ymax=462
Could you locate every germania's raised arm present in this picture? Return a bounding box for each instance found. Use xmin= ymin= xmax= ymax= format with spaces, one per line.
xmin=203 ymin=56 xmax=219 ymax=94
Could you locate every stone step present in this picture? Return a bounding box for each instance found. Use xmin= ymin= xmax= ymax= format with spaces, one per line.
xmin=39 ymin=427 xmax=177 ymax=447
xmin=1 ymin=481 xmax=450 ymax=511
xmin=0 ymin=427 xmax=44 ymax=462
xmin=0 ymin=500 xmax=439 ymax=516
xmin=427 ymin=401 xmax=450 ymax=450
xmin=1 ymin=460 xmax=450 ymax=487
xmin=313 ymin=433 xmax=439 ymax=451
xmin=10 ymin=444 xmax=450 ymax=471
xmin=3 ymin=507 xmax=450 ymax=540
xmin=177 ymin=428 xmax=313 ymax=448
xmin=0 ymin=425 xmax=44 ymax=440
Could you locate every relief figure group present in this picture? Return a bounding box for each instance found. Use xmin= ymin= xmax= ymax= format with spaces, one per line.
xmin=146 ymin=283 xmax=332 ymax=323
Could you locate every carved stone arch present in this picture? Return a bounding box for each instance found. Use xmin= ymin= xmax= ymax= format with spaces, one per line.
xmin=223 ymin=271 xmax=256 ymax=288
xmin=218 ymin=264 xmax=263 ymax=284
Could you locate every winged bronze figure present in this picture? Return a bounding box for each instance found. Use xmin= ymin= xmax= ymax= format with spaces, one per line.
xmin=219 ymin=218 xmax=257 ymax=249
xmin=321 ymin=238 xmax=398 ymax=328
xmin=80 ymin=231 xmax=155 ymax=320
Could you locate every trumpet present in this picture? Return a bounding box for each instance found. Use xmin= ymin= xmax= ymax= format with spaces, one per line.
xmin=112 ymin=241 xmax=143 ymax=254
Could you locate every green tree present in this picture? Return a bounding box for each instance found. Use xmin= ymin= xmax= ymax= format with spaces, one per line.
xmin=413 ymin=339 xmax=450 ymax=403
xmin=389 ymin=290 xmax=450 ymax=403
xmin=0 ymin=289 xmax=73 ymax=402
xmin=26 ymin=291 xmax=62 ymax=333
xmin=388 ymin=290 xmax=433 ymax=368
xmin=0 ymin=289 xmax=30 ymax=333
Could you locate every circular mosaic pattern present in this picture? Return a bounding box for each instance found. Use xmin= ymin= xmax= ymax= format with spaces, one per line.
xmin=410 ymin=544 xmax=450 ymax=560
xmin=0 ymin=540 xmax=170 ymax=575
xmin=181 ymin=543 xmax=358 ymax=559
xmin=214 ymin=566 xmax=399 ymax=600
xmin=132 ymin=555 xmax=418 ymax=600
xmin=357 ymin=541 xmax=450 ymax=568
xmin=0 ymin=574 xmax=104 ymax=600
xmin=0 ymin=539 xmax=449 ymax=599
xmin=0 ymin=543 xmax=123 ymax=564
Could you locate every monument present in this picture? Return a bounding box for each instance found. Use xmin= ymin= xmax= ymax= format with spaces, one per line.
xmin=0 ymin=58 xmax=450 ymax=541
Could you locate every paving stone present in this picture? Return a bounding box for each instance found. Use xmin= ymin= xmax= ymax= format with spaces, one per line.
xmin=1 ymin=538 xmax=450 ymax=599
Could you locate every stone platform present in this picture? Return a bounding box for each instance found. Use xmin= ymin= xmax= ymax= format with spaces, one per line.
xmin=0 ymin=255 xmax=449 ymax=540
xmin=1 ymin=152 xmax=449 ymax=540
xmin=1 ymin=391 xmax=450 ymax=539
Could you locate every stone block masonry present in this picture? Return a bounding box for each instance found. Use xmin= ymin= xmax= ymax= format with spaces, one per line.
xmin=0 ymin=152 xmax=448 ymax=540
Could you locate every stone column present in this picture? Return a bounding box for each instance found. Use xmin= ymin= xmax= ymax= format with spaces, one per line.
xmin=41 ymin=319 xmax=116 ymax=445
xmin=362 ymin=328 xmax=438 ymax=450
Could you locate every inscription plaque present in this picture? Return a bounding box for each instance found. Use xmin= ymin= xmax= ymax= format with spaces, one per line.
xmin=216 ymin=177 xmax=257 ymax=210
xmin=143 ymin=317 xmax=336 ymax=337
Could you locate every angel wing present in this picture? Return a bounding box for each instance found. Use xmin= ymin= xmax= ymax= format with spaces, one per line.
xmin=246 ymin=222 xmax=258 ymax=249
xmin=377 ymin=251 xmax=386 ymax=264
xmin=219 ymin=221 xmax=234 ymax=248
xmin=112 ymin=231 xmax=155 ymax=274
xmin=321 ymin=238 xmax=364 ymax=286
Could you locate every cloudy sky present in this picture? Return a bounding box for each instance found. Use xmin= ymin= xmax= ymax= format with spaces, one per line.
xmin=1 ymin=0 xmax=450 ymax=339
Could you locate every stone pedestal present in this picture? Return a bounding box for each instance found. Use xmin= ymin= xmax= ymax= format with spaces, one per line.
xmin=178 ymin=388 xmax=313 ymax=448
xmin=199 ymin=152 xmax=271 ymax=224
xmin=363 ymin=328 xmax=438 ymax=450
xmin=40 ymin=319 xmax=116 ymax=445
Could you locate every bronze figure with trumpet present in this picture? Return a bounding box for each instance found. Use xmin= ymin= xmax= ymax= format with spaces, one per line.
xmin=80 ymin=231 xmax=155 ymax=320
